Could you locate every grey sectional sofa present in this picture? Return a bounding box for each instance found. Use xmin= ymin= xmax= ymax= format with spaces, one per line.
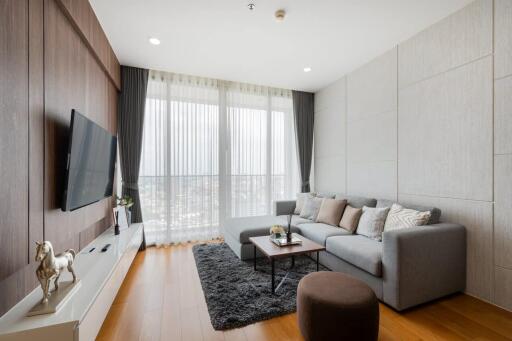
xmin=223 ymin=194 xmax=466 ymax=311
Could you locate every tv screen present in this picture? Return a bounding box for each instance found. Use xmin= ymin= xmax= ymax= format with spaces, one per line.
xmin=62 ymin=110 xmax=117 ymax=211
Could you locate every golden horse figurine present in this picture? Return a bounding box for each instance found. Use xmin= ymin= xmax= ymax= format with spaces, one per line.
xmin=35 ymin=241 xmax=77 ymax=304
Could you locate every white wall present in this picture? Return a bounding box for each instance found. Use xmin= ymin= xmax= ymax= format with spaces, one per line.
xmin=313 ymin=0 xmax=512 ymax=310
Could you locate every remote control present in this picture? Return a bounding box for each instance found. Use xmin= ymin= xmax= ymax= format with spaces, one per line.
xmin=89 ymin=247 xmax=95 ymax=253
xmin=101 ymin=244 xmax=111 ymax=252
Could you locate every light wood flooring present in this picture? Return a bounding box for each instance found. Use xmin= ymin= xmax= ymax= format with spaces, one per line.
xmin=97 ymin=244 xmax=512 ymax=341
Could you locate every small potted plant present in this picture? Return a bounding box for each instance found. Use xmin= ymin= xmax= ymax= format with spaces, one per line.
xmin=116 ymin=195 xmax=134 ymax=225
xmin=269 ymin=225 xmax=285 ymax=239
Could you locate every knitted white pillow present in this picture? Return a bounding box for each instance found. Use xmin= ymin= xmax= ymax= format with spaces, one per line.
xmin=299 ymin=197 xmax=323 ymax=221
xmin=356 ymin=206 xmax=390 ymax=241
xmin=294 ymin=192 xmax=316 ymax=215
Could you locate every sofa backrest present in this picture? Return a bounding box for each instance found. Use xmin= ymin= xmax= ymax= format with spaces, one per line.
xmin=376 ymin=199 xmax=442 ymax=225
xmin=334 ymin=194 xmax=377 ymax=208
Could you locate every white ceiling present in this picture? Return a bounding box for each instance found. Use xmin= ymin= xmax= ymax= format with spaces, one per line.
xmin=90 ymin=0 xmax=474 ymax=92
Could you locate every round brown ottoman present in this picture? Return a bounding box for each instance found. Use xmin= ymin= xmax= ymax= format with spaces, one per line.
xmin=297 ymin=271 xmax=379 ymax=341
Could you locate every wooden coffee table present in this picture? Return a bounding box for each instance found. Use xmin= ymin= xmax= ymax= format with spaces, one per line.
xmin=248 ymin=234 xmax=326 ymax=293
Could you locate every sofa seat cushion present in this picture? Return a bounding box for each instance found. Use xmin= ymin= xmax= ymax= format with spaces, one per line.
xmin=298 ymin=223 xmax=350 ymax=246
xmin=326 ymin=235 xmax=383 ymax=277
xmin=225 ymin=216 xmax=300 ymax=243
xmin=277 ymin=214 xmax=313 ymax=226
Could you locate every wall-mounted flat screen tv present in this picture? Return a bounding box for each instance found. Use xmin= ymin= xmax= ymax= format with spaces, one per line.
xmin=62 ymin=110 xmax=117 ymax=211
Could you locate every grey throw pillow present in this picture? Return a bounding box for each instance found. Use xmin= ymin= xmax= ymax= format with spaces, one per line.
xmin=356 ymin=206 xmax=390 ymax=241
xmin=299 ymin=197 xmax=323 ymax=220
xmin=294 ymin=192 xmax=316 ymax=215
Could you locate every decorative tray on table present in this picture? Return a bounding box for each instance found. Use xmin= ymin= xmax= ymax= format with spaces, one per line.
xmin=270 ymin=234 xmax=303 ymax=246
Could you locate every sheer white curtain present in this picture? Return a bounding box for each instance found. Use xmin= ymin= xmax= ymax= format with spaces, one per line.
xmin=140 ymin=70 xmax=299 ymax=245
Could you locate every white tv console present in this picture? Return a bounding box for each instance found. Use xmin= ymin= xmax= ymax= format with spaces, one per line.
xmin=0 ymin=223 xmax=144 ymax=341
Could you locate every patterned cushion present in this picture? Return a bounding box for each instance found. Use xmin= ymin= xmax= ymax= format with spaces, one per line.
xmin=294 ymin=192 xmax=316 ymax=214
xmin=384 ymin=203 xmax=431 ymax=231
xmin=376 ymin=199 xmax=441 ymax=224
xmin=356 ymin=206 xmax=390 ymax=241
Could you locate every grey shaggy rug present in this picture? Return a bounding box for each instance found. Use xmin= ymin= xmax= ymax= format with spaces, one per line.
xmin=192 ymin=242 xmax=328 ymax=330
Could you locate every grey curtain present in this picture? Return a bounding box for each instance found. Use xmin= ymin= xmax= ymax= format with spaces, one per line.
xmin=118 ymin=66 xmax=149 ymax=223
xmin=292 ymin=90 xmax=315 ymax=192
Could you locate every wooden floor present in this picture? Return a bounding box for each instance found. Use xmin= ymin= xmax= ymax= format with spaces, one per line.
xmin=97 ymin=244 xmax=512 ymax=341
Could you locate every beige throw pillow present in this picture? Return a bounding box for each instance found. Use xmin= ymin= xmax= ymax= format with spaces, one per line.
xmin=384 ymin=203 xmax=431 ymax=231
xmin=316 ymin=199 xmax=347 ymax=226
xmin=339 ymin=205 xmax=363 ymax=233
xmin=294 ymin=192 xmax=316 ymax=215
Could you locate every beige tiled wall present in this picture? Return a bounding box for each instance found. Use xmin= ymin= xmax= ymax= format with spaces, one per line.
xmin=347 ymin=48 xmax=398 ymax=200
xmin=493 ymin=0 xmax=512 ymax=312
xmin=314 ymin=0 xmax=512 ymax=309
xmin=398 ymin=0 xmax=492 ymax=88
xmin=398 ymin=57 xmax=493 ymax=201
xmin=314 ymin=77 xmax=347 ymax=194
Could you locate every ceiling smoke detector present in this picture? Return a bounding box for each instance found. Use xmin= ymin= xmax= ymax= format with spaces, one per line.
xmin=247 ymin=3 xmax=255 ymax=10
xmin=275 ymin=9 xmax=286 ymax=22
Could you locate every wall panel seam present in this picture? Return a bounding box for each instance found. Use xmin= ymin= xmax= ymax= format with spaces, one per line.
xmin=347 ymin=159 xmax=397 ymax=164
xmin=27 ymin=0 xmax=31 ymax=265
xmin=399 ymin=53 xmax=493 ymax=91
xmin=315 ymin=154 xmax=346 ymax=160
xmin=345 ymin=77 xmax=348 ymax=194
xmin=396 ymin=45 xmax=399 ymax=201
xmin=347 ymin=108 xmax=397 ymax=124
xmin=42 ymin=0 xmax=45 ymax=242
xmin=491 ymin=0 xmax=495 ymax=303
xmin=494 ymin=74 xmax=512 ymax=81
xmin=398 ymin=192 xmax=494 ymax=203
xmin=495 ymin=264 xmax=512 ymax=271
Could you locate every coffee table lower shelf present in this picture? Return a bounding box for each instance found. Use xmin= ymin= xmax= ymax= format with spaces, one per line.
xmin=248 ymin=234 xmax=326 ymax=294
xmin=253 ymin=247 xmax=321 ymax=293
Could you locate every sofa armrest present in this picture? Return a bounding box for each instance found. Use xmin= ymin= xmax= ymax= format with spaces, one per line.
xmin=273 ymin=200 xmax=296 ymax=216
xmin=382 ymin=223 xmax=466 ymax=311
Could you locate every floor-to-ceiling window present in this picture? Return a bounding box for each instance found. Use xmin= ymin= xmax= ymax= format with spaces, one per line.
xmin=139 ymin=71 xmax=299 ymax=245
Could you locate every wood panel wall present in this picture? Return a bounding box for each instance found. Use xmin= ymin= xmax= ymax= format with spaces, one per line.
xmin=0 ymin=0 xmax=120 ymax=317
xmin=0 ymin=0 xmax=29 ymax=284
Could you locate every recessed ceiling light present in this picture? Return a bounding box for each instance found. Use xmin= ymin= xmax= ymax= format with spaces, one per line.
xmin=149 ymin=37 xmax=161 ymax=45
xmin=303 ymin=67 xmax=312 ymax=73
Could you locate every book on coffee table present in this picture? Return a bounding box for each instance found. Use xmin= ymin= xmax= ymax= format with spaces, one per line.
xmin=270 ymin=235 xmax=303 ymax=246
